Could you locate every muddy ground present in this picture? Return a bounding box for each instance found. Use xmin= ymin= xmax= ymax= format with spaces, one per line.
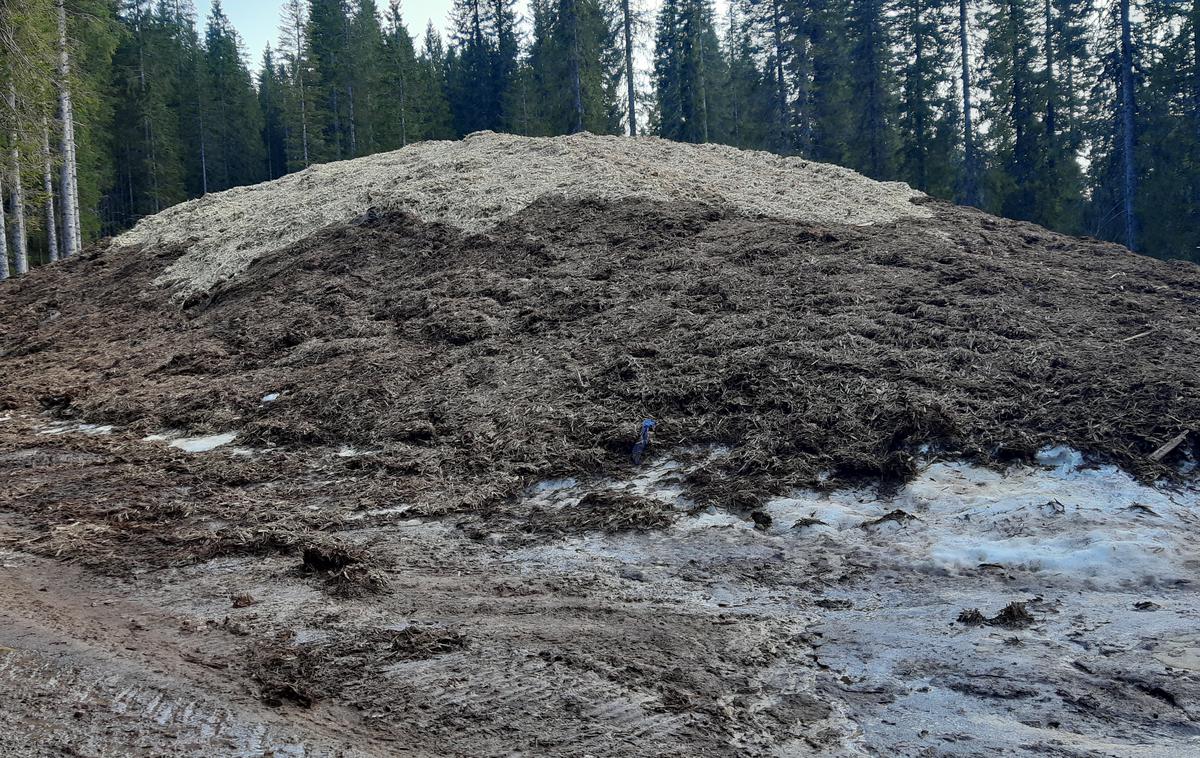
xmin=1 ymin=197 xmax=1199 ymax=755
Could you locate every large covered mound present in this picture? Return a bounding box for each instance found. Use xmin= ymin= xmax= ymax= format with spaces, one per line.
xmin=2 ymin=149 xmax=1198 ymax=513
xmin=116 ymin=131 xmax=929 ymax=294
xmin=4 ymin=135 xmax=1200 ymax=757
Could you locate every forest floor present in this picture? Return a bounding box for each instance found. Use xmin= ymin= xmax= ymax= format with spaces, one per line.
xmin=2 ymin=138 xmax=1200 ymax=755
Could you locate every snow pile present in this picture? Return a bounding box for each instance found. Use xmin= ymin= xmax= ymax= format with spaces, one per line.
xmin=116 ymin=131 xmax=930 ymax=295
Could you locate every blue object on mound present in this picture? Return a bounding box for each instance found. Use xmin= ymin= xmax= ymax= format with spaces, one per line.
xmin=631 ymin=419 xmax=656 ymax=465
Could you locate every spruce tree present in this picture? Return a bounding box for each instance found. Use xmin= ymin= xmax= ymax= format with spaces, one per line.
xmin=512 ymin=0 xmax=558 ymax=135
xmin=201 ymin=0 xmax=265 ymax=191
xmin=380 ymin=1 xmax=419 ymax=148
xmin=654 ymin=0 xmax=728 ymax=143
xmin=278 ymin=0 xmax=325 ymax=169
xmin=958 ymin=0 xmax=981 ymax=205
xmin=844 ymin=0 xmax=897 ymax=177
xmin=350 ymin=0 xmax=387 ymax=156
xmin=307 ymin=0 xmax=354 ymax=158
xmin=978 ymin=0 xmax=1042 ymax=222
xmin=109 ymin=1 xmax=188 ymax=225
xmin=490 ymin=0 xmax=521 ymax=128
xmin=897 ymin=0 xmax=959 ymax=195
xmin=63 ymin=0 xmax=119 ymax=244
xmin=416 ymin=23 xmax=456 ymax=139
xmin=448 ymin=0 xmax=496 ymax=133
xmin=1133 ymin=0 xmax=1198 ymax=259
xmin=558 ymin=0 xmax=623 ymax=134
xmin=805 ymin=0 xmax=850 ymax=162
xmin=724 ymin=0 xmax=770 ymax=149
xmin=259 ymin=47 xmax=289 ymax=179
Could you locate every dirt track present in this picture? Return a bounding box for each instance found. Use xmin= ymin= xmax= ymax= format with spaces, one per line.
xmin=3 ymin=408 xmax=1198 ymax=756
xmin=2 ymin=193 xmax=1200 ymax=755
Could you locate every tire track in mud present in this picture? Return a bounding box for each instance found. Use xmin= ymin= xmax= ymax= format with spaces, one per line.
xmin=0 ymin=550 xmax=387 ymax=757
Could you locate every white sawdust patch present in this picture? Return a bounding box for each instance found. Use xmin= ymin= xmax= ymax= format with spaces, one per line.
xmin=117 ymin=132 xmax=930 ymax=295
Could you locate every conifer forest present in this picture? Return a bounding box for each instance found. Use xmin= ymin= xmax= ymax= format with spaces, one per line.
xmin=2 ymin=0 xmax=1199 ymax=270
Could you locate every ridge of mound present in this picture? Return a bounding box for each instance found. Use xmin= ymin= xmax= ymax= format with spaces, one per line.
xmin=4 ymin=196 xmax=1198 ymax=512
xmin=115 ymin=132 xmax=930 ymax=295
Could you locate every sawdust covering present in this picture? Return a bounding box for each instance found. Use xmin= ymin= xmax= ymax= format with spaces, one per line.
xmin=116 ymin=131 xmax=930 ymax=294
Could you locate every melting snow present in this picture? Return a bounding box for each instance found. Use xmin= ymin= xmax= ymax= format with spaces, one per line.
xmin=38 ymin=422 xmax=114 ymax=436
xmin=761 ymin=457 xmax=1197 ymax=589
xmin=510 ymin=449 xmax=1200 ymax=754
xmin=336 ymin=446 xmax=381 ymax=458
xmin=167 ymin=432 xmax=238 ymax=453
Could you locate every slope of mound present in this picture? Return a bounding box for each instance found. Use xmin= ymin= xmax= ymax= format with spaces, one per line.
xmin=115 ymin=132 xmax=930 ymax=295
xmin=3 ymin=135 xmax=1200 ymax=758
xmin=3 ymin=191 xmax=1197 ymax=512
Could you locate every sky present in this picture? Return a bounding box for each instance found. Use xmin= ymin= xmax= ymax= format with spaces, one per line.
xmin=194 ymin=0 xmax=686 ymax=78
xmin=195 ymin=0 xmax=458 ymax=68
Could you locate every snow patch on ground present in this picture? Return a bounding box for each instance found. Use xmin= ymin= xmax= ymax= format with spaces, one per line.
xmin=141 ymin=430 xmax=239 ymax=453
xmin=761 ymin=457 xmax=1197 ymax=590
xmin=38 ymin=422 xmax=114 ymax=436
xmin=169 ymin=432 xmax=238 ymax=453
xmin=117 ymin=132 xmax=930 ymax=295
xmin=509 ymin=450 xmax=1200 ymax=754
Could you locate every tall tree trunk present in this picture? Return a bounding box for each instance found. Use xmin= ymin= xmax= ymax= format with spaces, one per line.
xmin=959 ymin=0 xmax=980 ymax=206
xmin=771 ymin=0 xmax=787 ymax=146
xmin=696 ymin=0 xmax=709 ymax=143
xmin=912 ymin=0 xmax=928 ymax=190
xmin=622 ymin=0 xmax=637 ymax=136
xmin=193 ymin=49 xmax=210 ymax=194
xmin=299 ymin=81 xmax=311 ymax=165
xmin=700 ymin=0 xmax=705 ymax=143
xmin=42 ymin=119 xmax=59 ymax=264
xmin=8 ymin=82 xmax=28 ymax=275
xmin=1193 ymin=0 xmax=1199 ymax=230
xmin=331 ymin=85 xmax=342 ymax=158
xmin=1119 ymin=0 xmax=1136 ymax=251
xmin=520 ymin=75 xmax=529 ymax=136
xmin=57 ymin=0 xmax=81 ymax=257
xmin=345 ymin=14 xmax=358 ymax=155
xmin=347 ymin=82 xmax=358 ymax=155
xmin=198 ymin=101 xmax=209 ymax=194
xmin=216 ymin=83 xmax=230 ymax=188
xmin=292 ymin=16 xmax=311 ymax=166
xmin=567 ymin=0 xmax=583 ymax=133
xmin=0 ymin=173 xmax=9 ymax=280
xmin=395 ymin=40 xmax=408 ymax=146
xmin=727 ymin=4 xmax=742 ymax=146
xmin=862 ymin=0 xmax=885 ymax=178
xmin=1009 ymin=0 xmax=1028 ymax=183
xmin=1043 ymin=0 xmax=1055 ymax=141
xmin=1194 ymin=0 xmax=1200 ymax=137
xmin=139 ymin=26 xmax=161 ymax=214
